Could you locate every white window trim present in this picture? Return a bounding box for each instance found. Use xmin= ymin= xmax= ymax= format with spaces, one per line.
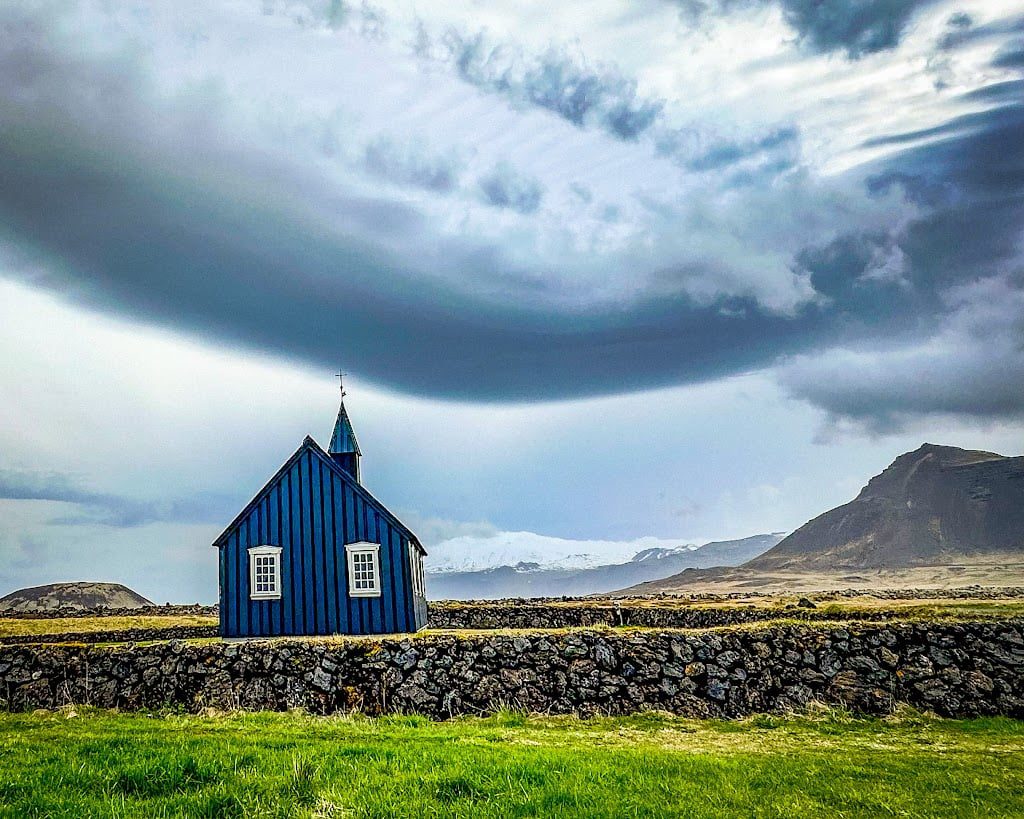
xmin=409 ymin=543 xmax=425 ymax=597
xmin=248 ymin=545 xmax=283 ymax=600
xmin=345 ymin=542 xmax=382 ymax=597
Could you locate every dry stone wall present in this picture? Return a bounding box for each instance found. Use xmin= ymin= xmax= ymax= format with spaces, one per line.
xmin=0 ymin=604 xmax=217 ymax=620
xmin=1 ymin=620 xmax=1021 ymax=719
xmin=425 ymin=602 xmax=886 ymax=630
xmin=0 ymin=625 xmax=218 ymax=646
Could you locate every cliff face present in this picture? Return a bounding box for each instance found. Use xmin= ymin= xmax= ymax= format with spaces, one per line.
xmin=749 ymin=444 xmax=1024 ymax=570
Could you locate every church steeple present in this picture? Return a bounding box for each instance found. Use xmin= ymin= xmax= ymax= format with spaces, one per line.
xmin=328 ymin=374 xmax=361 ymax=482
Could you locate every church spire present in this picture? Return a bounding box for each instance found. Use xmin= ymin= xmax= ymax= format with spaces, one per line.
xmin=328 ymin=373 xmax=361 ymax=481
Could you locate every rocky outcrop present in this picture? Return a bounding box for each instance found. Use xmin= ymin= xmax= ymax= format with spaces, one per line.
xmin=750 ymin=444 xmax=1024 ymax=570
xmin=1 ymin=621 xmax=1021 ymax=719
xmin=0 ymin=583 xmax=155 ymax=612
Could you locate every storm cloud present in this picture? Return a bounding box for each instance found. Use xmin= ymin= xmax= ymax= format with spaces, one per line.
xmin=1 ymin=0 xmax=1023 ymax=601
xmin=779 ymin=0 xmax=939 ymax=57
xmin=0 ymin=0 xmax=1020 ymax=421
xmin=675 ymin=0 xmax=939 ymax=56
xmin=781 ymin=90 xmax=1024 ymax=428
xmin=424 ymin=32 xmax=665 ymax=141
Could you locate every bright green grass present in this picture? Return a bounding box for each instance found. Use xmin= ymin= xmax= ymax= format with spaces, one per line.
xmin=1 ymin=709 xmax=1022 ymax=818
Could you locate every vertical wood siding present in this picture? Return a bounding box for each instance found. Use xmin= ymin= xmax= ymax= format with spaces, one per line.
xmin=217 ymin=445 xmax=425 ymax=637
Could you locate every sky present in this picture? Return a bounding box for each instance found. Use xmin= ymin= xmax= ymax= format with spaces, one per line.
xmin=0 ymin=0 xmax=1022 ymax=602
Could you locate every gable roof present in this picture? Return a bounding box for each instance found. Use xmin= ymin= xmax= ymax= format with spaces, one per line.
xmin=212 ymin=436 xmax=424 ymax=553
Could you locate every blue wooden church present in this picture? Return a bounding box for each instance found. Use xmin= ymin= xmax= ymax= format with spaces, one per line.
xmin=214 ymin=385 xmax=428 ymax=637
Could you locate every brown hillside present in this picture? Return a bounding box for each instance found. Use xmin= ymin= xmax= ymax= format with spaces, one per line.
xmin=617 ymin=443 xmax=1024 ymax=595
xmin=748 ymin=443 xmax=1024 ymax=571
xmin=0 ymin=582 xmax=154 ymax=612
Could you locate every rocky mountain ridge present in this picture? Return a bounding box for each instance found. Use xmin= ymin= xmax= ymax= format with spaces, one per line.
xmin=749 ymin=443 xmax=1024 ymax=571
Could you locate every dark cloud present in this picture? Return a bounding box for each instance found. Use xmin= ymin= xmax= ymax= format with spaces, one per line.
xmin=437 ymin=32 xmax=663 ymax=140
xmin=478 ymin=164 xmax=544 ymax=214
xmin=795 ymin=232 xmax=916 ymax=320
xmin=992 ymin=39 xmax=1024 ymax=69
xmin=667 ymin=125 xmax=801 ymax=184
xmin=0 ymin=469 xmax=230 ymax=528
xmin=779 ymin=287 xmax=1024 ymax=435
xmin=782 ymin=91 xmax=1024 ymax=428
xmin=676 ymin=0 xmax=938 ymax=57
xmin=937 ymin=12 xmax=1024 ymax=51
xmin=0 ymin=3 xmax=1021 ymax=425
xmin=0 ymin=44 xmax=817 ymax=403
xmin=779 ymin=0 xmax=938 ymax=57
xmin=363 ymin=137 xmax=462 ymax=193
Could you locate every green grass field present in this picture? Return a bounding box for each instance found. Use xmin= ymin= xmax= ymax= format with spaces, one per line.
xmin=1 ymin=708 xmax=1022 ymax=817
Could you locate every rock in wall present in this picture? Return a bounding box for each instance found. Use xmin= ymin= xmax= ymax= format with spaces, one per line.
xmin=0 ymin=621 xmax=1021 ymax=719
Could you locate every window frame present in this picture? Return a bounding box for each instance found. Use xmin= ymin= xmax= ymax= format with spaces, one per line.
xmin=248 ymin=545 xmax=283 ymax=600
xmin=345 ymin=542 xmax=382 ymax=598
xmin=409 ymin=542 xmax=425 ymax=598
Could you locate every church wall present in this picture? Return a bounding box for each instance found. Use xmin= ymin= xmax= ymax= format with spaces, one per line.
xmin=218 ymin=446 xmax=423 ymax=637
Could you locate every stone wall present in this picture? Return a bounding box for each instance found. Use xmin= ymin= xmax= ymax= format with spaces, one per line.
xmin=425 ymin=602 xmax=893 ymax=630
xmin=1 ymin=620 xmax=1021 ymax=719
xmin=0 ymin=625 xmax=219 ymax=646
xmin=429 ymin=587 xmax=1024 ymax=606
xmin=1 ymin=605 xmax=921 ymax=644
xmin=0 ymin=604 xmax=217 ymax=620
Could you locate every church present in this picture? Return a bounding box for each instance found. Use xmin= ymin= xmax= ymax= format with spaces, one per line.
xmin=214 ymin=385 xmax=428 ymax=637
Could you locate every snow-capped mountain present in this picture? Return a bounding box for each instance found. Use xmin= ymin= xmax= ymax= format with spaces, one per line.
xmin=424 ymin=532 xmax=702 ymax=574
xmin=425 ymin=533 xmax=786 ymax=599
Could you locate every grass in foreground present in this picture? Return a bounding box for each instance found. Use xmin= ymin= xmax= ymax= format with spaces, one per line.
xmin=1 ymin=708 xmax=1022 ymax=818
xmin=0 ymin=615 xmax=218 ymax=638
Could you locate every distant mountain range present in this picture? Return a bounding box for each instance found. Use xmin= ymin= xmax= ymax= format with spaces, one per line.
xmin=0 ymin=582 xmax=153 ymax=612
xmin=425 ymin=533 xmax=784 ymax=599
xmin=623 ymin=443 xmax=1024 ymax=595
xmin=424 ymin=531 xmax=706 ymax=574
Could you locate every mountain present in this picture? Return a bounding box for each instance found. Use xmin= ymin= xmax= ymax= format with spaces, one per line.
xmin=0 ymin=582 xmax=154 ymax=612
xmin=748 ymin=443 xmax=1024 ymax=570
xmin=425 ymin=533 xmax=784 ymax=599
xmin=424 ymin=531 xmax=703 ymax=574
xmin=620 ymin=443 xmax=1024 ymax=595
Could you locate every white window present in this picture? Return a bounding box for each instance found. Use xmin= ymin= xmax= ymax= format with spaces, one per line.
xmin=345 ymin=542 xmax=382 ymax=597
xmin=409 ymin=543 xmax=425 ymax=597
xmin=248 ymin=545 xmax=282 ymax=600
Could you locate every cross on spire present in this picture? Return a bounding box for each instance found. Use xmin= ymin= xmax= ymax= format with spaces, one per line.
xmin=336 ymin=370 xmax=347 ymax=397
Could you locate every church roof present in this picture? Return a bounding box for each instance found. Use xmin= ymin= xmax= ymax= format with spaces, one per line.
xmin=213 ymin=435 xmax=424 ymax=554
xmin=328 ymin=400 xmax=361 ymax=455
